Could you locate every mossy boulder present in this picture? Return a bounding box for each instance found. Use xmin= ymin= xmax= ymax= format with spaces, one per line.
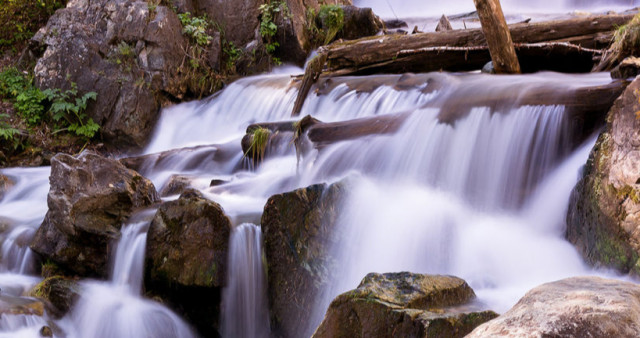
xmin=145 ymin=188 xmax=232 ymax=337
xmin=567 ymin=76 xmax=640 ymax=275
xmin=313 ymin=272 xmax=498 ymax=338
xmin=468 ymin=276 xmax=640 ymax=337
xmin=30 ymin=152 xmax=159 ymax=278
xmin=28 ymin=276 xmax=81 ymax=319
xmin=262 ymin=181 xmax=346 ymax=338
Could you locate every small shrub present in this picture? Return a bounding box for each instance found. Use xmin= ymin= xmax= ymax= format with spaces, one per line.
xmin=15 ymin=87 xmax=47 ymax=125
xmin=259 ymin=1 xmax=290 ymax=64
xmin=43 ymin=83 xmax=99 ymax=139
xmin=178 ymin=12 xmax=212 ymax=46
xmin=0 ymin=0 xmax=66 ymax=51
xmin=0 ymin=113 xmax=21 ymax=150
xmin=0 ymin=67 xmax=30 ymax=98
xmin=318 ymin=5 xmax=344 ymax=44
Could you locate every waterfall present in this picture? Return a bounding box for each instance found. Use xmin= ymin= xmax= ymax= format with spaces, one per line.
xmin=65 ymin=214 xmax=196 ymax=338
xmin=221 ymin=223 xmax=270 ymax=338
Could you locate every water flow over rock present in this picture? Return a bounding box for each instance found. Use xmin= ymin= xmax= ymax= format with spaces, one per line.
xmin=222 ymin=223 xmax=270 ymax=338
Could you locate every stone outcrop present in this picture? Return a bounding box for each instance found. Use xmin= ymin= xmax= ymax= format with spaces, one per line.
xmin=567 ymin=76 xmax=640 ymax=274
xmin=335 ymin=5 xmax=384 ymax=41
xmin=32 ymin=0 xmax=190 ymax=148
xmin=30 ymin=152 xmax=158 ymax=277
xmin=145 ymin=188 xmax=232 ymax=337
xmin=468 ymin=276 xmax=640 ymax=337
xmin=261 ymin=182 xmax=346 ymax=338
xmin=29 ymin=276 xmax=81 ymax=319
xmin=313 ymin=272 xmax=498 ymax=338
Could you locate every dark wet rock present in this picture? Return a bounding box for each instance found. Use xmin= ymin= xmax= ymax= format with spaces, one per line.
xmin=313 ymin=272 xmax=498 ymax=338
xmin=160 ymin=175 xmax=194 ymax=197
xmin=468 ymin=276 xmax=640 ymax=337
xmin=28 ymin=276 xmax=81 ymax=319
xmin=384 ymin=19 xmax=408 ymax=29
xmin=145 ymin=188 xmax=232 ymax=337
xmin=30 ymin=152 xmax=159 ymax=278
xmin=611 ymin=56 xmax=640 ymax=79
xmin=39 ymin=326 xmax=53 ymax=337
xmin=436 ymin=14 xmax=453 ymax=32
xmin=567 ymin=76 xmax=640 ymax=274
xmin=338 ymin=6 xmax=384 ymax=41
xmin=32 ymin=0 xmax=190 ymax=149
xmin=209 ymin=179 xmax=227 ymax=187
xmin=262 ymin=182 xmax=346 ymax=338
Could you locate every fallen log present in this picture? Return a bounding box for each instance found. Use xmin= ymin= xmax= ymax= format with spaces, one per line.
xmin=326 ymin=42 xmax=602 ymax=75
xmin=242 ymin=79 xmax=627 ymax=155
xmin=473 ymin=0 xmax=521 ymax=73
xmin=325 ymin=13 xmax=633 ymax=73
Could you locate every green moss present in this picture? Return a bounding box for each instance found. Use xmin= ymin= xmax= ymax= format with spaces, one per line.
xmin=244 ymin=127 xmax=271 ymax=164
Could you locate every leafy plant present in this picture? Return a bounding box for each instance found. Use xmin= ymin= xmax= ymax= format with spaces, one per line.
xmin=42 ymin=83 xmax=99 ymax=139
xmin=0 ymin=67 xmax=30 ymax=98
xmin=318 ymin=5 xmax=344 ymax=44
xmin=178 ymin=12 xmax=212 ymax=46
xmin=259 ymin=1 xmax=289 ymax=64
xmin=0 ymin=0 xmax=65 ymax=51
xmin=15 ymin=87 xmax=47 ymax=125
xmin=223 ymin=41 xmax=241 ymax=70
xmin=0 ymin=114 xmax=21 ymax=149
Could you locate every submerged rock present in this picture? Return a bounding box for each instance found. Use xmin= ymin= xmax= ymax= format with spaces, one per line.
xmin=313 ymin=272 xmax=498 ymax=338
xmin=159 ymin=175 xmax=195 ymax=197
xmin=0 ymin=174 xmax=14 ymax=201
xmin=32 ymin=0 xmax=190 ymax=149
xmin=567 ymin=76 xmax=640 ymax=274
xmin=468 ymin=276 xmax=640 ymax=337
xmin=30 ymin=152 xmax=159 ymax=277
xmin=145 ymin=189 xmax=232 ymax=337
xmin=262 ymin=182 xmax=346 ymax=338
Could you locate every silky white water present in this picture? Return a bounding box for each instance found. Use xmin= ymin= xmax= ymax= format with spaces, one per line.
xmin=0 ymin=67 xmax=629 ymax=337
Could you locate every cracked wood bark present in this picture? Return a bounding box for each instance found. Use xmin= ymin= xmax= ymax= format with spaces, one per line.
xmin=474 ymin=0 xmax=521 ymax=73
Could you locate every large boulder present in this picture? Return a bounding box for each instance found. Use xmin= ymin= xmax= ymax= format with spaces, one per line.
xmin=261 ymin=182 xmax=346 ymax=338
xmin=145 ymin=188 xmax=232 ymax=337
xmin=468 ymin=276 xmax=640 ymax=337
xmin=30 ymin=152 xmax=159 ymax=277
xmin=567 ymin=76 xmax=640 ymax=274
xmin=32 ymin=0 xmax=190 ymax=148
xmin=313 ymin=272 xmax=498 ymax=338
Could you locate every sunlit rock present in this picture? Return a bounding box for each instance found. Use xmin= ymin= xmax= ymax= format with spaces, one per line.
xmin=567 ymin=76 xmax=640 ymax=274
xmin=468 ymin=276 xmax=640 ymax=337
xmin=313 ymin=272 xmax=498 ymax=338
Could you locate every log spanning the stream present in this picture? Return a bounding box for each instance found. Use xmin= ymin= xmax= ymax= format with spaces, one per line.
xmin=324 ymin=13 xmax=634 ymax=74
xmin=242 ymin=80 xmax=628 ymax=157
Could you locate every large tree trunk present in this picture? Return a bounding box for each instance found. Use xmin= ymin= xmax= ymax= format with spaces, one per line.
xmin=324 ymin=13 xmax=633 ymax=73
xmin=473 ymin=0 xmax=521 ymax=73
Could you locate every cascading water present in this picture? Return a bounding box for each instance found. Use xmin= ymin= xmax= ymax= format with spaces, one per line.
xmin=0 ymin=57 xmax=632 ymax=337
xmin=63 ymin=211 xmax=196 ymax=338
xmin=221 ymin=223 xmax=270 ymax=338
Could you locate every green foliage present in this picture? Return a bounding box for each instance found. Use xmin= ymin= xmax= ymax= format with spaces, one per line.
xmin=223 ymin=41 xmax=241 ymax=70
xmin=259 ymin=1 xmax=289 ymax=64
xmin=0 ymin=68 xmax=30 ymax=98
xmin=0 ymin=114 xmax=21 ymax=149
xmin=42 ymin=83 xmax=99 ymax=138
xmin=0 ymin=68 xmax=99 ymax=139
xmin=245 ymin=127 xmax=271 ymax=164
xmin=178 ymin=12 xmax=212 ymax=46
xmin=15 ymin=87 xmax=46 ymax=125
xmin=318 ymin=5 xmax=344 ymax=44
xmin=0 ymin=0 xmax=65 ymax=51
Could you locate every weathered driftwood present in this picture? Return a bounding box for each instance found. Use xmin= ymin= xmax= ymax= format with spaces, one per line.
xmin=326 ymin=42 xmax=602 ymax=75
xmin=473 ymin=0 xmax=521 ymax=73
xmin=325 ymin=13 xmax=633 ymax=72
xmin=243 ymin=80 xmax=627 ymax=155
xmin=291 ymin=52 xmax=327 ymax=117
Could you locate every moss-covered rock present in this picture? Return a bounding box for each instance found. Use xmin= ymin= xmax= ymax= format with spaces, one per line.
xmin=145 ymin=188 xmax=232 ymax=337
xmin=567 ymin=76 xmax=640 ymax=275
xmin=313 ymin=272 xmax=498 ymax=338
xmin=30 ymin=152 xmax=159 ymax=278
xmin=261 ymin=181 xmax=346 ymax=338
xmin=468 ymin=276 xmax=640 ymax=337
xmin=28 ymin=276 xmax=81 ymax=319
